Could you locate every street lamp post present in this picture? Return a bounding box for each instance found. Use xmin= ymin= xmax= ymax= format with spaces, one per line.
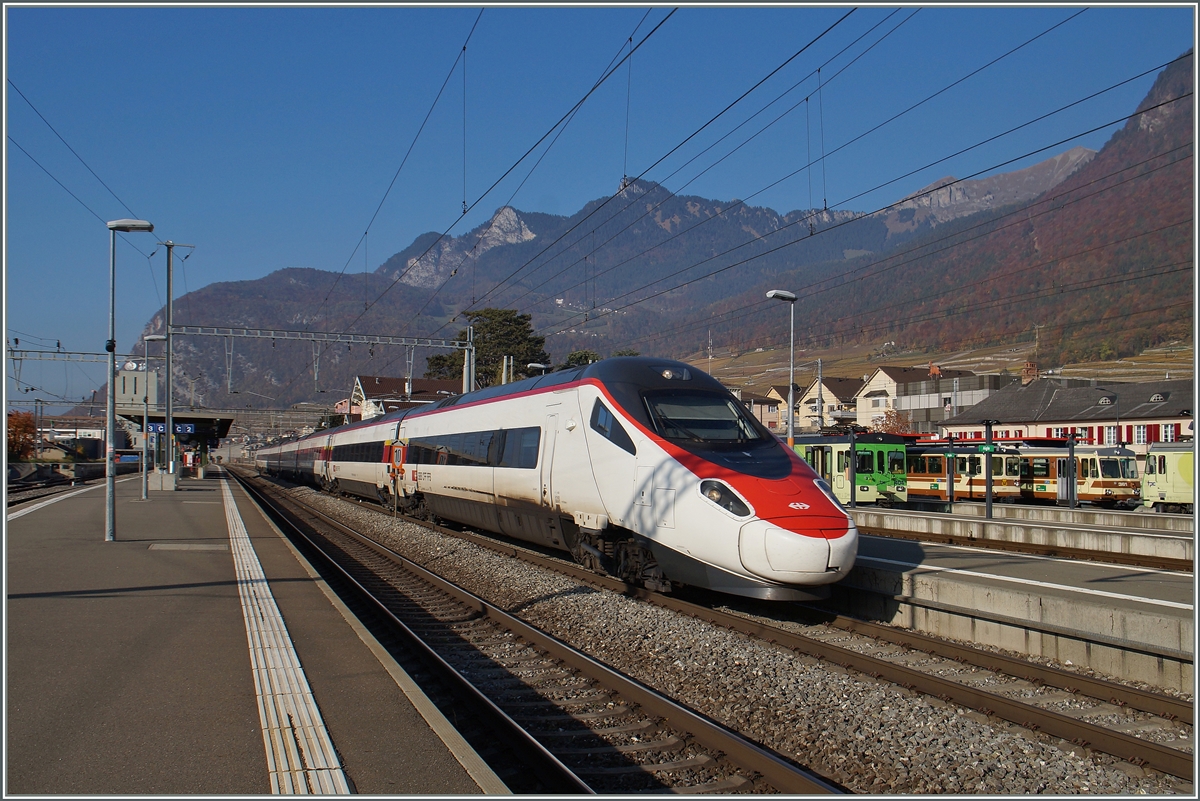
xmin=766 ymin=290 xmax=797 ymax=448
xmin=106 ymin=219 xmax=154 ymax=542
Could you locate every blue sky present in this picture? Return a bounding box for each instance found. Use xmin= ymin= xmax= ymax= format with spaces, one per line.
xmin=5 ymin=4 xmax=1195 ymax=412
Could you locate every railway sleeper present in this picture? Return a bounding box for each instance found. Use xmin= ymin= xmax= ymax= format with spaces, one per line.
xmin=572 ymin=754 xmax=715 ymax=774
xmin=535 ymin=719 xmax=657 ymax=738
xmin=554 ymin=734 xmax=685 ymax=757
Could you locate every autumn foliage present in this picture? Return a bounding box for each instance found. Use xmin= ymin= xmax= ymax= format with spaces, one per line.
xmin=7 ymin=411 xmax=36 ymax=460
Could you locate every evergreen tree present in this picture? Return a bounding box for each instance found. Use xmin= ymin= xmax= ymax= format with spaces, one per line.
xmin=425 ymin=309 xmax=551 ymax=388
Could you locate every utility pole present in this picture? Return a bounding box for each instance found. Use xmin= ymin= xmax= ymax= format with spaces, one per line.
xmin=816 ymin=358 xmax=824 ymax=431
xmin=160 ymin=240 xmax=194 ymax=488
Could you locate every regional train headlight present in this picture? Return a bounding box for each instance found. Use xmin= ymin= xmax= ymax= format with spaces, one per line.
xmin=700 ymin=480 xmax=750 ymax=517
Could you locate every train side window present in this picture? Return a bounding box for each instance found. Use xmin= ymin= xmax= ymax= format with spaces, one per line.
xmin=1031 ymin=457 xmax=1050 ymax=478
xmin=837 ymin=451 xmax=847 ymax=473
xmin=499 ymin=427 xmax=540 ymax=469
xmin=1159 ymin=455 xmax=1167 ymax=474
xmin=590 ymin=399 xmax=636 ymax=455
xmin=907 ymin=455 xmax=925 ymax=474
xmin=1145 ymin=457 xmax=1155 ymax=475
xmin=927 ymin=455 xmax=943 ymax=474
xmin=876 ymin=451 xmax=885 ymax=474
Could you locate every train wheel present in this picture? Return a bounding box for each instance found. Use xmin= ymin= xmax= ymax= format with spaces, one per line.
xmin=615 ymin=538 xmax=671 ymax=593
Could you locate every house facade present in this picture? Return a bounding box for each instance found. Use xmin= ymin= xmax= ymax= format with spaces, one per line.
xmin=856 ymin=365 xmax=1011 ymax=434
xmin=797 ymin=376 xmax=863 ymax=431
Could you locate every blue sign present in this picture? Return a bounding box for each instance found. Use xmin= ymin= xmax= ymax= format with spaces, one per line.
xmin=147 ymin=423 xmax=167 ymax=433
xmin=174 ymin=423 xmax=195 ymax=434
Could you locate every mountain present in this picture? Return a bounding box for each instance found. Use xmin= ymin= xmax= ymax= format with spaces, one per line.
xmin=878 ymin=145 xmax=1095 ymax=235
xmin=131 ymin=53 xmax=1192 ymax=409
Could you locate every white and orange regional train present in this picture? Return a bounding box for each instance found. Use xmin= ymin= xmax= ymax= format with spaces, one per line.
xmin=255 ymin=357 xmax=858 ymax=600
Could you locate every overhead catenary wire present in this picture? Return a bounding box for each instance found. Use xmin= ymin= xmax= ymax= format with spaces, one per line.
xmin=459 ymin=8 xmax=859 ymax=317
xmin=486 ymin=8 xmax=914 ymax=318
xmin=602 ymin=149 xmax=1192 ymax=356
xmin=538 ymin=86 xmax=1193 ymax=340
xmin=473 ymin=6 xmax=1084 ymax=317
xmin=265 ymin=9 xmax=678 ymax=402
xmin=513 ymin=8 xmax=1098 ymax=320
xmin=308 ymin=8 xmax=486 ymax=329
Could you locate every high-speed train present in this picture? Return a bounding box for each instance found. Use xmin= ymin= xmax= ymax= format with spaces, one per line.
xmin=256 ymin=357 xmax=858 ymax=600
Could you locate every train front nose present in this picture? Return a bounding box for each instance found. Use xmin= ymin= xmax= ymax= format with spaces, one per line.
xmin=738 ymin=516 xmax=858 ymax=584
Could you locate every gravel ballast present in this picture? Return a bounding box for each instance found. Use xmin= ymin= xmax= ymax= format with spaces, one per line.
xmin=283 ymin=485 xmax=1192 ymax=795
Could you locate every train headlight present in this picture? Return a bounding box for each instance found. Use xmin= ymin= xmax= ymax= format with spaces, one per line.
xmin=700 ymin=480 xmax=750 ymax=517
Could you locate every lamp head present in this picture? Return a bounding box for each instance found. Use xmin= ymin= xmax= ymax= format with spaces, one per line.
xmin=766 ymin=289 xmax=797 ymax=303
xmin=107 ymin=219 xmax=154 ymax=233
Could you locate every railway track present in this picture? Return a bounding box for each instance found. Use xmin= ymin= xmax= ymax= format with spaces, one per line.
xmin=233 ymin=468 xmax=1193 ymax=788
xmin=232 ymin=469 xmax=844 ymax=794
xmin=6 ymin=478 xmax=81 ymax=507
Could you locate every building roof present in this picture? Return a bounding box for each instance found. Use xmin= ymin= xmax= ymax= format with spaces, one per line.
xmin=814 ymin=376 xmax=865 ymax=401
xmin=945 ymin=378 xmax=1193 ymax=426
xmin=871 ymin=365 xmax=976 ymax=384
xmin=740 ymin=391 xmax=777 ymax=404
xmin=353 ymin=375 xmax=461 ymax=401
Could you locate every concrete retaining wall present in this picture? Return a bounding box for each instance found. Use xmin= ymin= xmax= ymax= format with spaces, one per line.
xmin=835 ymin=563 xmax=1193 ymax=692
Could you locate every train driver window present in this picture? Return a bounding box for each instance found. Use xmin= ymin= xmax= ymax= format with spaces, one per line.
xmin=855 ymin=450 xmax=874 ymax=475
xmin=888 ymin=451 xmax=906 ymax=474
xmin=590 ymin=399 xmax=636 ymax=455
xmin=1005 ymin=457 xmax=1021 ymax=477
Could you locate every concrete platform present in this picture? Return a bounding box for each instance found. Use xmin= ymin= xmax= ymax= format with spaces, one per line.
xmin=850 ymin=506 xmax=1194 ymax=564
xmin=6 ymin=469 xmax=503 ymax=794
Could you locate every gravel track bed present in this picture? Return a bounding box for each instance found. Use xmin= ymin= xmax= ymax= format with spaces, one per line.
xmin=286 ymin=486 xmax=1191 ymax=795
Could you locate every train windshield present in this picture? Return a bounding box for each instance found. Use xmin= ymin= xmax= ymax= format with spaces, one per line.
xmin=642 ymin=390 xmax=767 ymax=444
xmin=1099 ymin=458 xmax=1139 ymax=478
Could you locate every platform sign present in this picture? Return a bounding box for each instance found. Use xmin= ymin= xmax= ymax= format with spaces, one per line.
xmin=147 ymin=423 xmax=167 ymax=433
xmin=977 ymin=444 xmax=996 ymax=453
xmin=174 ymin=423 xmax=195 ymax=434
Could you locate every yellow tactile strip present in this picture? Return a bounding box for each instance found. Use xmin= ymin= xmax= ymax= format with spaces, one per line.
xmin=221 ymin=478 xmax=350 ymax=794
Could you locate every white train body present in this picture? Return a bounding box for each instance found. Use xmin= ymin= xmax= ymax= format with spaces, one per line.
xmin=258 ymin=358 xmax=858 ymax=601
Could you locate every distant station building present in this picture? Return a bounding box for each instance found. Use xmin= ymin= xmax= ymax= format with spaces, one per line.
xmin=943 ymin=377 xmax=1194 ymax=466
xmin=350 ymin=375 xmax=462 ymax=420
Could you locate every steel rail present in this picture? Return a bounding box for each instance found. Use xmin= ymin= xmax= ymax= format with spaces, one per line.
xmin=859 ymin=525 xmax=1193 ymax=573
xmin=237 ymin=471 xmax=844 ymax=794
xmin=231 ymin=472 xmax=592 ymax=795
xmin=236 ymin=469 xmax=1193 ymax=781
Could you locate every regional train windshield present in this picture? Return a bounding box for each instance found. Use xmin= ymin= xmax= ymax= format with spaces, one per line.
xmin=642 ymin=390 xmax=768 ymax=444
